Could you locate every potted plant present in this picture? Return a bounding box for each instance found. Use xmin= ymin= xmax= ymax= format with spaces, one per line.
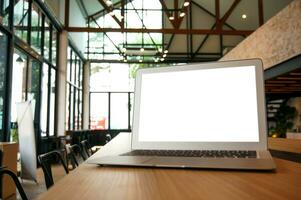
xmin=272 ymin=104 xmax=297 ymax=138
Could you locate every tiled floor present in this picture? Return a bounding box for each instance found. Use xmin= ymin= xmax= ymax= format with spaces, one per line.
xmin=14 ymin=165 xmax=68 ymax=200
xmin=11 ymin=157 xmax=82 ymax=200
xmin=23 ymin=166 xmax=67 ymax=200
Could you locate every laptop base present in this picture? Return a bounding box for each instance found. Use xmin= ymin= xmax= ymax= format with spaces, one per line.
xmin=88 ymin=151 xmax=276 ymax=170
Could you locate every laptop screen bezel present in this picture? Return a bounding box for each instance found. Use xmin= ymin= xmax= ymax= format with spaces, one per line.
xmin=131 ymin=59 xmax=267 ymax=151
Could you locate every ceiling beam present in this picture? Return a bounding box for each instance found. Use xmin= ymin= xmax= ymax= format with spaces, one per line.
xmin=258 ymin=0 xmax=264 ymax=25
xmin=174 ymin=0 xmax=192 ymax=29
xmin=65 ymin=0 xmax=70 ymax=28
xmin=192 ymin=23 xmax=216 ymax=58
xmin=159 ymin=0 xmax=177 ymax=28
xmin=89 ymin=0 xmax=131 ymax=19
xmin=67 ymin=27 xmax=253 ymax=35
xmin=97 ymin=0 xmax=123 ymax=27
xmin=191 ymin=1 xmax=239 ymax=33
xmin=121 ymin=0 xmax=125 ymax=29
xmin=215 ymin=0 xmax=220 ymax=30
xmin=219 ymin=0 xmax=241 ymax=28
xmin=192 ymin=0 xmax=241 ymax=57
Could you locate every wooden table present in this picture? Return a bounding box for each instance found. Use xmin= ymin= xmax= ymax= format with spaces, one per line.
xmin=38 ymin=133 xmax=301 ymax=200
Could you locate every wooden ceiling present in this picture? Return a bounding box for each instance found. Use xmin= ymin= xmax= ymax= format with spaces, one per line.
xmin=265 ymin=68 xmax=301 ymax=95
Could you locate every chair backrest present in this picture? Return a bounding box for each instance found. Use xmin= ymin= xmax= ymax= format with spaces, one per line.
xmin=105 ymin=133 xmax=112 ymax=144
xmin=65 ymin=144 xmax=78 ymax=169
xmin=38 ymin=150 xmax=69 ymax=189
xmin=0 ymin=167 xmax=28 ymax=200
xmin=65 ymin=144 xmax=86 ymax=168
xmin=80 ymin=140 xmax=92 ymax=159
xmin=70 ymin=144 xmax=87 ymax=161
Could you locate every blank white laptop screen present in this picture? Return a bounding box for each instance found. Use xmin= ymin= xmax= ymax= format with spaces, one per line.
xmin=137 ymin=65 xmax=259 ymax=142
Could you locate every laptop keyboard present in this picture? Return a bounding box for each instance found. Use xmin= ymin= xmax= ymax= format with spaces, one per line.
xmin=121 ymin=150 xmax=257 ymax=158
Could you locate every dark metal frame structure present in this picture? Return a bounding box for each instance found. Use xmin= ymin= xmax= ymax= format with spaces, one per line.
xmin=65 ymin=0 xmax=268 ymax=63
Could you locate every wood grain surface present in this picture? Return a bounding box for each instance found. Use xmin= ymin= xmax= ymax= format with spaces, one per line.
xmin=37 ymin=134 xmax=301 ymax=200
xmin=268 ymin=137 xmax=301 ymax=154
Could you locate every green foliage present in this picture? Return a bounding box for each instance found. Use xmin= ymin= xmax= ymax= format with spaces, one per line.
xmin=129 ymin=63 xmax=171 ymax=79
xmin=273 ymin=104 xmax=297 ymax=138
xmin=90 ymin=64 xmax=110 ymax=75
xmin=11 ymin=124 xmax=19 ymax=143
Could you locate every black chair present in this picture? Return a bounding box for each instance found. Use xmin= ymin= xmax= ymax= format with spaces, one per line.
xmin=0 ymin=167 xmax=28 ymax=200
xmin=0 ymin=149 xmax=2 ymax=166
xmin=65 ymin=144 xmax=87 ymax=168
xmin=105 ymin=133 xmax=112 ymax=144
xmin=38 ymin=150 xmax=69 ymax=189
xmin=0 ymin=149 xmax=3 ymax=198
xmin=80 ymin=140 xmax=93 ymax=159
xmin=70 ymin=144 xmax=87 ymax=161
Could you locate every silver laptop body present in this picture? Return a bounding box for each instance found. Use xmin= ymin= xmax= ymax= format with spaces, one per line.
xmin=88 ymin=59 xmax=276 ymax=170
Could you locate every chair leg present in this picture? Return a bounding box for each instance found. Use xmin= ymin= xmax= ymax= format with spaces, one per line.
xmin=0 ymin=169 xmax=28 ymax=200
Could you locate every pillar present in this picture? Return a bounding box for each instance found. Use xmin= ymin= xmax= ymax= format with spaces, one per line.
xmin=82 ymin=61 xmax=90 ymax=129
xmin=56 ymin=30 xmax=68 ymax=136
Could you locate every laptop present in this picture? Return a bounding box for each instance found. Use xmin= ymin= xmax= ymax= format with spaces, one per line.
xmin=88 ymin=59 xmax=276 ymax=170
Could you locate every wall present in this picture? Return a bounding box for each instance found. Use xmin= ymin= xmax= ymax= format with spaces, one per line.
xmin=221 ymin=0 xmax=301 ymax=69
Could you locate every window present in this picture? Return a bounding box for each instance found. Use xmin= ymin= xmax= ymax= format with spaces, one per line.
xmin=40 ymin=64 xmax=48 ymax=136
xmin=0 ymin=0 xmax=10 ymax=27
xmin=10 ymin=48 xmax=41 ymax=141
xmin=0 ymin=0 xmax=60 ymax=141
xmin=13 ymin=0 xmax=29 ymax=42
xmin=66 ymin=45 xmax=83 ymax=130
xmin=90 ymin=93 xmax=109 ymax=129
xmin=89 ymin=63 xmax=134 ymax=130
xmin=44 ymin=19 xmax=50 ymax=60
xmin=51 ymin=28 xmax=57 ymax=65
xmin=49 ymin=67 xmax=56 ymax=136
xmin=31 ymin=3 xmax=42 ymax=54
xmin=0 ymin=30 xmax=7 ymax=140
xmin=27 ymin=60 xmax=41 ymax=136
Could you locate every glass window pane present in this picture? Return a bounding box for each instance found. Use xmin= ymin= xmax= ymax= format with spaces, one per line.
xmin=79 ymin=61 xmax=83 ymax=88
xmin=11 ymin=49 xmax=27 ymax=123
xmin=51 ymin=28 xmax=57 ymax=65
xmin=44 ymin=20 xmax=50 ymax=60
xmin=67 ymin=47 xmax=71 ymax=82
xmin=74 ymin=89 xmax=78 ymax=129
xmin=0 ymin=31 xmax=7 ymax=140
xmin=90 ymin=93 xmax=108 ymax=129
xmin=31 ymin=4 xmax=42 ymax=54
xmin=70 ymin=86 xmax=74 ymax=129
xmin=27 ymin=59 xmax=40 ymax=136
xmin=78 ymin=90 xmax=82 ymax=129
xmin=130 ymin=92 xmax=134 ymax=129
xmin=0 ymin=0 xmax=10 ymax=28
xmin=71 ymin=52 xmax=76 ymax=84
xmin=111 ymin=93 xmax=128 ymax=129
xmin=74 ymin=56 xmax=78 ymax=85
xmin=40 ymin=64 xmax=48 ymax=136
xmin=65 ymin=84 xmax=70 ymax=130
xmin=49 ymin=68 xmax=56 ymax=136
xmin=14 ymin=0 xmax=29 ymax=42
